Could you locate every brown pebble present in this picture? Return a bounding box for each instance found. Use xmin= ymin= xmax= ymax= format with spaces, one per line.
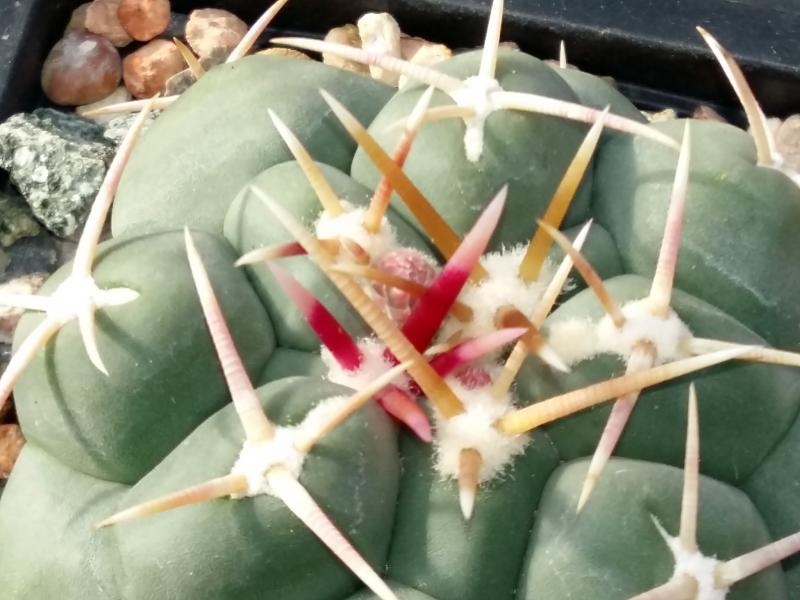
xmin=776 ymin=115 xmax=800 ymax=171
xmin=185 ymin=8 xmax=247 ymax=60
xmin=258 ymin=48 xmax=311 ymax=61
xmin=692 ymin=105 xmax=727 ymax=123
xmin=41 ymin=31 xmax=122 ymax=106
xmin=164 ymin=68 xmax=197 ymax=96
xmin=77 ymin=85 xmax=132 ymax=124
xmin=123 ymin=39 xmax=185 ymax=98
xmin=85 ymin=0 xmax=132 ymax=48
xmin=0 ymin=425 xmax=25 ymax=478
xmin=65 ymin=2 xmax=92 ymax=33
xmin=399 ymin=36 xmax=451 ymax=87
xmin=323 ymin=24 xmax=368 ymax=74
xmin=118 ymin=0 xmax=172 ymax=42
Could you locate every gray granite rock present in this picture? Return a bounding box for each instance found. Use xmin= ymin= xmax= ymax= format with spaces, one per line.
xmin=0 ymin=109 xmax=114 ymax=238
xmin=0 ymin=181 xmax=41 ymax=248
xmin=0 ymin=249 xmax=9 ymax=276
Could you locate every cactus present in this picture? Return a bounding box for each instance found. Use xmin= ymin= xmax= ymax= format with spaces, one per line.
xmin=2 ymin=1 xmax=800 ymax=599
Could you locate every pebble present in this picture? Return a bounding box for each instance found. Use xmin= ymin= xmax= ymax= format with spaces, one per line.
xmin=0 ymin=425 xmax=25 ymax=479
xmin=185 ymin=8 xmax=247 ymax=61
xmin=85 ymin=0 xmax=133 ymax=48
xmin=643 ymin=108 xmax=678 ymax=123
xmin=692 ymin=105 xmax=727 ymax=122
xmin=0 ymin=108 xmax=114 ymax=238
xmin=65 ymin=2 xmax=92 ymax=32
xmin=118 ymin=0 xmax=172 ymax=42
xmin=164 ymin=55 xmax=219 ymax=96
xmin=164 ymin=68 xmax=197 ymax=96
xmin=103 ymin=110 xmax=159 ymax=146
xmin=400 ymin=35 xmax=451 ymax=63
xmin=776 ymin=115 xmax=800 ymax=172
xmin=123 ymin=39 xmax=185 ymax=98
xmin=323 ymin=25 xmax=368 ymax=74
xmin=399 ymin=36 xmax=452 ymax=88
xmin=0 ymin=273 xmax=47 ymax=345
xmin=41 ymin=31 xmax=122 ymax=106
xmin=76 ymin=86 xmax=132 ymax=125
xmin=357 ymin=13 xmax=403 ymax=85
xmin=258 ymin=48 xmax=311 ymax=61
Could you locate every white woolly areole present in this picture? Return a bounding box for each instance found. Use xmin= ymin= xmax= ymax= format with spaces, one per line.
xmin=546 ymin=318 xmax=599 ymax=367
xmin=48 ymin=275 xmax=138 ymax=324
xmin=596 ymin=299 xmax=692 ymax=363
xmin=322 ymin=338 xmax=411 ymax=393
xmin=293 ymin=394 xmax=350 ymax=441
xmin=433 ymin=378 xmax=530 ymax=483
xmin=653 ymin=517 xmax=729 ymax=600
xmin=451 ymin=76 xmax=502 ymax=162
xmin=230 ymin=427 xmax=305 ymax=498
xmin=315 ymin=202 xmax=399 ymax=261
xmin=438 ymin=245 xmax=559 ymax=342
xmin=547 ymin=299 xmax=693 ymax=367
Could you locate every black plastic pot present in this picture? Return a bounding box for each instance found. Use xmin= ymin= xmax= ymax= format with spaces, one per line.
xmin=0 ymin=0 xmax=798 ymax=123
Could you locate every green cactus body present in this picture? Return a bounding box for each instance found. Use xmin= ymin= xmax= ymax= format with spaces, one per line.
xmin=225 ymin=160 xmax=434 ymax=351
xmin=350 ymin=50 xmax=593 ymax=247
xmin=517 ymin=275 xmax=800 ymax=484
xmin=12 ymin=230 xmax=275 ymax=483
xmin=112 ymin=377 xmax=399 ymax=600
xmin=112 ymin=56 xmax=393 ymax=237
xmin=0 ymin=445 xmax=124 ymax=598
xmin=2 ymin=6 xmax=800 ymax=600
xmin=386 ymin=429 xmax=558 ymax=600
xmin=259 ymin=347 xmax=328 ymax=383
xmin=520 ymin=458 xmax=787 ymax=599
xmin=551 ymin=66 xmax=647 ymax=122
xmin=593 ymin=119 xmax=800 ymax=350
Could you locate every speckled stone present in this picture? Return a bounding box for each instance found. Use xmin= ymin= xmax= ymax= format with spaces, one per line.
xmin=0 ymin=109 xmax=114 ymax=238
xmin=0 ymin=183 xmax=41 ymax=247
xmin=0 ymin=250 xmax=9 ymax=276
